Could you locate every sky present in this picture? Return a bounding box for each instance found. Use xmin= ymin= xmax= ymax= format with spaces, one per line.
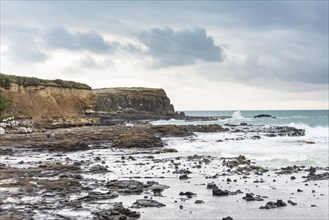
xmin=1 ymin=1 xmax=328 ymax=110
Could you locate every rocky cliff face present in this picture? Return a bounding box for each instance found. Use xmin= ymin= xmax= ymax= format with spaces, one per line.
xmin=0 ymin=74 xmax=176 ymax=129
xmin=94 ymin=87 xmax=175 ymax=115
xmin=0 ymin=83 xmax=95 ymax=120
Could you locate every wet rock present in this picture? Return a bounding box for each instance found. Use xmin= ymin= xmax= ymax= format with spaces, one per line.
xmin=78 ymin=191 xmax=119 ymax=202
xmin=288 ymin=200 xmax=297 ymax=206
xmin=222 ymin=155 xmax=250 ymax=168
xmin=207 ymin=182 xmax=218 ymax=189
xmin=173 ymin=169 xmax=192 ymax=175
xmin=254 ymin=114 xmax=275 ymax=118
xmin=213 ymin=189 xmax=229 ymax=196
xmin=0 ymin=148 xmax=13 ymax=155
xmin=43 ymin=141 xmax=90 ymax=152
xmin=195 ymin=200 xmax=204 ymax=204
xmin=93 ymin=202 xmax=140 ymax=220
xmin=213 ymin=189 xmax=242 ymax=196
xmin=131 ymin=199 xmax=166 ymax=208
xmin=106 ymin=180 xmax=162 ymax=195
xmin=179 ymin=191 xmax=197 ymax=198
xmin=179 ymin=174 xmax=189 ymax=180
xmin=306 ymin=172 xmax=329 ymax=181
xmin=242 ymin=193 xmax=265 ymax=201
xmin=251 ymin=135 xmax=261 ymax=140
xmin=89 ymin=165 xmax=108 ymax=173
xmin=151 ymin=184 xmax=170 ymax=196
xmin=112 ymin=131 xmax=163 ymax=148
xmin=222 ymin=217 xmax=233 ymax=220
xmin=276 ymin=199 xmax=287 ymax=207
xmin=95 ymin=156 xmax=101 ymax=161
xmin=260 ymin=200 xmax=287 ymax=209
xmin=309 ymin=166 xmax=316 ymax=175
xmin=253 ymin=178 xmax=265 ymax=183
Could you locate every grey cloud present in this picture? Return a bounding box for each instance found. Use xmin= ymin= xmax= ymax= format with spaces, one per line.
xmin=7 ymin=44 xmax=48 ymax=63
xmin=44 ymin=27 xmax=120 ymax=53
xmin=79 ymin=56 xmax=113 ymax=69
xmin=2 ymin=26 xmax=48 ymax=63
xmin=137 ymin=27 xmax=224 ymax=68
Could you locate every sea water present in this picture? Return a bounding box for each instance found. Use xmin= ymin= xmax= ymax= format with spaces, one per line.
xmin=152 ymin=110 xmax=329 ymax=168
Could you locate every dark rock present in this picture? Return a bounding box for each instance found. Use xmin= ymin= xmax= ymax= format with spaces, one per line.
xmin=179 ymin=205 xmax=184 ymax=209
xmin=276 ymin=199 xmax=287 ymax=207
xmin=195 ymin=200 xmax=204 ymax=204
xmin=260 ymin=200 xmax=287 ymax=209
xmin=260 ymin=201 xmax=277 ymax=209
xmin=251 ymin=135 xmax=261 ymax=140
xmin=95 ymin=156 xmax=101 ymax=161
xmin=242 ymin=193 xmax=264 ymax=201
xmin=207 ymin=182 xmax=218 ymax=189
xmin=131 ymin=199 xmax=166 ymax=208
xmin=290 ymin=176 xmax=296 ymax=180
xmin=222 ymin=155 xmax=250 ymax=168
xmin=89 ymin=165 xmax=108 ymax=173
xmin=173 ymin=169 xmax=192 ymax=175
xmin=213 ymin=189 xmax=229 ymax=196
xmin=93 ymin=202 xmax=140 ymax=220
xmin=309 ymin=166 xmax=316 ymax=175
xmin=288 ymin=200 xmax=297 ymax=206
xmin=222 ymin=217 xmax=233 ymax=220
xmin=179 ymin=191 xmax=197 ymax=198
xmin=297 ymin=189 xmax=303 ymax=192
xmin=112 ymin=132 xmax=163 ymax=148
xmin=179 ymin=174 xmax=189 ymax=180
xmin=213 ymin=189 xmax=242 ymax=196
xmin=78 ymin=191 xmax=119 ymax=202
xmin=254 ymin=114 xmax=275 ymax=118
xmin=306 ymin=172 xmax=329 ymax=181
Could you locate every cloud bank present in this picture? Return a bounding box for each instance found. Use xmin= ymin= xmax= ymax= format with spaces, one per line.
xmin=138 ymin=27 xmax=224 ymax=68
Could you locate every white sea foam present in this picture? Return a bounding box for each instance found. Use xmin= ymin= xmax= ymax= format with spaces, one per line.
xmin=231 ymin=111 xmax=244 ymax=119
xmin=164 ymin=129 xmax=329 ymax=168
xmin=285 ymin=122 xmax=329 ymax=139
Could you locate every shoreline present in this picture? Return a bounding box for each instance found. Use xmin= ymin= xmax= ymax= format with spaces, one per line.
xmin=1 ymin=123 xmax=328 ymax=219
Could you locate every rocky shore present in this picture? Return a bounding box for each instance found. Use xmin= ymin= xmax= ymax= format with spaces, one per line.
xmin=1 ymin=123 xmax=327 ymax=219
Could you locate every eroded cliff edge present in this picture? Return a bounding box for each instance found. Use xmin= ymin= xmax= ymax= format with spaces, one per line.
xmin=0 ymin=73 xmax=177 ymax=130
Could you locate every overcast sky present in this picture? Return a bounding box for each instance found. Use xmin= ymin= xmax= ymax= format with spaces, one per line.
xmin=1 ymin=1 xmax=328 ymax=110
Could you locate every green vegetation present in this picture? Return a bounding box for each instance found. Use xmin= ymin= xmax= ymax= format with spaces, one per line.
xmin=0 ymin=93 xmax=12 ymax=112
xmin=0 ymin=73 xmax=91 ymax=90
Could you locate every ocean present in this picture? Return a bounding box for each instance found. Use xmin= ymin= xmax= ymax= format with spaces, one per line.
xmin=151 ymin=110 xmax=329 ymax=168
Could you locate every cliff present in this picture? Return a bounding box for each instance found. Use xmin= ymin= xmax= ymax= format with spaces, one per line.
xmin=94 ymin=87 xmax=175 ymax=115
xmin=0 ymin=74 xmax=176 ymax=129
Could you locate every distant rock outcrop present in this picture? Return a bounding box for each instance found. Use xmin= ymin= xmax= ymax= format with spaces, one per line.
xmin=93 ymin=87 xmax=175 ymax=115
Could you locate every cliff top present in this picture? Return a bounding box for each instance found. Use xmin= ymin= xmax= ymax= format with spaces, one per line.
xmin=0 ymin=73 xmax=91 ymax=90
xmin=94 ymin=87 xmax=167 ymax=95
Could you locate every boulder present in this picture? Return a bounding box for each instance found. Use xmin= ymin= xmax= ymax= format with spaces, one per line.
xmin=17 ymin=127 xmax=28 ymax=134
xmin=131 ymin=199 xmax=166 ymax=208
xmin=0 ymin=127 xmax=5 ymax=135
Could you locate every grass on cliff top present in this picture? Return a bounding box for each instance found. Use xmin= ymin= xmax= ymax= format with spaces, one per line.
xmin=0 ymin=73 xmax=91 ymax=90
